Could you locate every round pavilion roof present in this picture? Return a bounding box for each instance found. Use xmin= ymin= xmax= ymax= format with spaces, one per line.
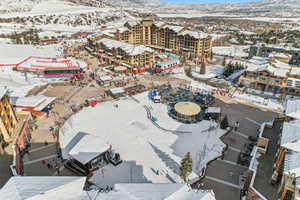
xmin=174 ymin=102 xmax=201 ymax=116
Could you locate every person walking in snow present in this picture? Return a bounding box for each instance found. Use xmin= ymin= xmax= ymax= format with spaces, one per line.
xmin=234 ymin=121 xmax=239 ymax=131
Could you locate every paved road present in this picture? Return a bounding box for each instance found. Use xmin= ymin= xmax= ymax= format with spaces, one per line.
xmin=0 ymin=152 xmax=13 ymax=188
xmin=198 ymin=98 xmax=277 ymax=200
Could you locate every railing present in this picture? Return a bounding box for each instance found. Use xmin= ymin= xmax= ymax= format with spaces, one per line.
xmin=247 ymin=122 xmax=271 ymax=200
xmin=243 ymin=76 xmax=281 ymax=86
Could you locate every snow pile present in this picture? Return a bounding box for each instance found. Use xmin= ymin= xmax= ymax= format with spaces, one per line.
xmin=59 ymin=92 xmax=226 ymax=186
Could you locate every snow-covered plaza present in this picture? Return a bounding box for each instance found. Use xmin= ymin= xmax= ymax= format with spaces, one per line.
xmin=59 ymin=92 xmax=227 ymax=187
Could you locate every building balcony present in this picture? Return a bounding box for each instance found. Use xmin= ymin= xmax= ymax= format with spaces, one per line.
xmin=242 ymin=76 xmax=281 ymax=86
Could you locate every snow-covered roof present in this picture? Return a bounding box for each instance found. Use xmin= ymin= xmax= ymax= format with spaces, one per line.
xmin=92 ymin=184 xmax=215 ymax=200
xmin=0 ymin=177 xmax=216 ymax=200
xmin=212 ymin=46 xmax=248 ymax=57
xmin=269 ymin=52 xmax=291 ymax=59
xmin=272 ymin=60 xmax=291 ymax=70
xmin=246 ymin=63 xmax=289 ymax=77
xmin=11 ymin=95 xmax=56 ymax=111
xmin=290 ymin=67 xmax=300 ymax=75
xmin=281 ymin=120 xmax=300 ymax=152
xmin=110 ymin=87 xmax=125 ymax=94
xmin=0 ymin=176 xmax=85 ymax=200
xmin=287 ymin=77 xmax=300 ymax=90
xmin=205 ymin=107 xmax=221 ymax=113
xmin=285 ymin=99 xmax=300 ymax=120
xmin=97 ymin=38 xmax=153 ymax=56
xmin=118 ymin=27 xmax=129 ymax=33
xmin=249 ymin=57 xmax=269 ymax=65
xmin=69 ymin=134 xmax=111 ymax=165
xmin=284 ymin=151 xmax=300 ymax=177
xmin=155 ymin=22 xmax=165 ymax=27
xmin=163 ymin=25 xmax=185 ymax=33
xmin=254 ymin=44 xmax=300 ymax=52
xmin=100 ymin=75 xmax=113 ymax=82
xmin=126 ymin=21 xmax=139 ymax=27
xmin=0 ymin=87 xmax=8 ymax=99
xmin=178 ymin=30 xmax=209 ymax=39
xmin=87 ymin=32 xmax=106 ymax=39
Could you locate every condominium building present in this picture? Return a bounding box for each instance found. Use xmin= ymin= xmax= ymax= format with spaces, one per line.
xmin=271 ymin=100 xmax=300 ymax=200
xmin=238 ymin=57 xmax=300 ymax=96
xmin=115 ymin=19 xmax=213 ymax=59
xmin=249 ymin=44 xmax=300 ymax=66
xmin=0 ymin=88 xmax=18 ymax=143
xmin=94 ymin=38 xmax=155 ymax=69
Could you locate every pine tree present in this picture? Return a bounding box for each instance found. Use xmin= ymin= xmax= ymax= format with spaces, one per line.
xmin=200 ymin=60 xmax=206 ymax=75
xmin=180 ymin=152 xmax=193 ymax=182
xmin=220 ymin=115 xmax=229 ymax=130
xmin=222 ymin=56 xmax=226 ymax=66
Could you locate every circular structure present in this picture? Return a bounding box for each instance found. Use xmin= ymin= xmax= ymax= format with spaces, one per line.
xmin=174 ymin=102 xmax=201 ymax=117
xmin=157 ymin=86 xmax=214 ymax=123
xmin=169 ymin=101 xmax=204 ymax=124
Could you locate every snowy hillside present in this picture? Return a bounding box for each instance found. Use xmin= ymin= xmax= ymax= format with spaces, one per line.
xmin=0 ymin=0 xmax=135 ymax=28
xmin=0 ymin=0 xmax=38 ymax=13
xmin=0 ymin=0 xmax=107 ymax=15
xmin=1 ymin=0 xmax=299 ymax=17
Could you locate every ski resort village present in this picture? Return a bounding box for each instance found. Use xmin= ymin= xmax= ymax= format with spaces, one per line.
xmin=0 ymin=0 xmax=300 ymax=200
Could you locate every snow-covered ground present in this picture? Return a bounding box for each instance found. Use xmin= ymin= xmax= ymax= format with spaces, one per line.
xmin=0 ymin=43 xmax=69 ymax=96
xmin=0 ymin=66 xmax=58 ymax=96
xmin=0 ymin=0 xmax=100 ymax=18
xmin=156 ymin=13 xmax=238 ymax=18
xmin=236 ymin=17 xmax=300 ymax=24
xmin=59 ymin=92 xmax=226 ymax=186
xmin=171 ymin=67 xmax=214 ymax=92
xmin=232 ymin=91 xmax=283 ymax=112
xmin=213 ymin=46 xmax=249 ymax=57
xmin=191 ymin=65 xmax=224 ymax=79
xmin=0 ymin=43 xmax=63 ymax=64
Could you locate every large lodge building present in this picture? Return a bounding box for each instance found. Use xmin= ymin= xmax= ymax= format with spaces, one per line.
xmin=116 ymin=19 xmax=213 ymax=59
xmin=88 ymin=19 xmax=213 ymax=70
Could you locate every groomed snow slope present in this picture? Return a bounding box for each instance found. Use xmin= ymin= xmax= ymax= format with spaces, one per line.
xmin=59 ymin=92 xmax=226 ymax=186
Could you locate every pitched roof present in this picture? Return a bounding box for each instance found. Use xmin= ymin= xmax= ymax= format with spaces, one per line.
xmin=281 ymin=120 xmax=300 ymax=152
xmin=155 ymin=22 xmax=165 ymax=27
xmin=11 ymin=95 xmax=56 ymax=110
xmin=0 ymin=176 xmax=85 ymax=200
xmin=285 ymin=99 xmax=300 ymax=120
xmin=178 ymin=30 xmax=209 ymax=39
xmin=97 ymin=38 xmax=153 ymax=56
xmin=284 ymin=151 xmax=300 ymax=177
xmin=163 ymin=25 xmax=185 ymax=33
xmin=0 ymin=178 xmax=215 ymax=200
xmin=0 ymin=87 xmax=8 ymax=99
xmin=246 ymin=63 xmax=289 ymax=77
xmin=68 ymin=134 xmax=111 ymax=165
xmin=93 ymin=184 xmax=215 ymax=200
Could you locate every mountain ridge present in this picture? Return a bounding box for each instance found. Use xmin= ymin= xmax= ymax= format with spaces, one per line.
xmin=0 ymin=0 xmax=299 ymax=15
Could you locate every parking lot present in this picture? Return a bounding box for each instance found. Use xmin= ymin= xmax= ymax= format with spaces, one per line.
xmin=199 ymin=99 xmax=277 ymax=200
